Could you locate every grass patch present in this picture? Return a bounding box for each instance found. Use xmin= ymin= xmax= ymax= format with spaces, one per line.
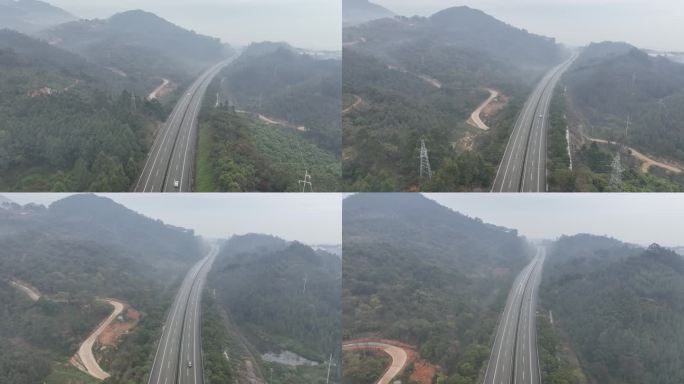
xmin=195 ymin=125 xmax=217 ymax=192
xmin=44 ymin=362 xmax=100 ymax=384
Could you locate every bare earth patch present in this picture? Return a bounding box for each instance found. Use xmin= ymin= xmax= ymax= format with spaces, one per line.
xmin=343 ymin=338 xmax=437 ymax=384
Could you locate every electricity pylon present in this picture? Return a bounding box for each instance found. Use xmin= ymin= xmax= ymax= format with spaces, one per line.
xmin=419 ymin=139 xmax=432 ymax=179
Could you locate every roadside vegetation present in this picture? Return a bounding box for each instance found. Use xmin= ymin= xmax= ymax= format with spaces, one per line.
xmin=196 ymin=106 xmax=341 ymax=192
xmin=537 ymin=313 xmax=588 ymax=384
xmin=546 ymin=86 xmax=684 ymax=191
xmin=207 ymin=234 xmax=341 ymax=383
xmin=201 ymin=292 xmax=235 ymax=383
xmin=342 ymin=350 xmax=390 ymax=384
xmin=541 ymin=236 xmax=684 ymax=384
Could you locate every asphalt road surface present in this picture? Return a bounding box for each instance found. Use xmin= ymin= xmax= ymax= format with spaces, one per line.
xmin=482 ymin=246 xmax=546 ymax=384
xmin=491 ymin=55 xmax=577 ymax=192
xmin=136 ymin=58 xmax=235 ymax=192
xmin=147 ymin=244 xmax=218 ymax=384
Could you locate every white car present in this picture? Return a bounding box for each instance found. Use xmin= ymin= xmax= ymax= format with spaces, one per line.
xmin=538 ymin=114 xmax=543 ymax=118
xmin=188 ymin=361 xmax=192 ymax=368
xmin=173 ymin=180 xmax=180 ymax=188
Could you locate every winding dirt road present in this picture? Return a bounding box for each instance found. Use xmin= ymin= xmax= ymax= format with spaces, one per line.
xmin=343 ymin=95 xmax=363 ymax=115
xmin=10 ymin=279 xmax=40 ymax=301
xmin=343 ymin=341 xmax=409 ymax=384
xmin=147 ymin=78 xmax=171 ymax=100
xmin=467 ymin=88 xmax=498 ymax=131
xmin=584 ymin=135 xmax=683 ymax=174
xmin=72 ymin=299 xmax=125 ymax=380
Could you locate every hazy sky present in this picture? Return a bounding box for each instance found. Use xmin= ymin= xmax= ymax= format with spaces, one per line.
xmin=427 ymin=193 xmax=684 ymax=246
xmin=374 ymin=0 xmax=684 ymax=51
xmin=3 ymin=193 xmax=342 ymax=244
xmin=50 ymin=0 xmax=341 ymax=51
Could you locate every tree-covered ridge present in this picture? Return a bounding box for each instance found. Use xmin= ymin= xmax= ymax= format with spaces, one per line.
xmin=39 ymin=9 xmax=229 ymax=82
xmin=342 ymin=6 xmax=567 ymax=190
xmin=208 ymin=234 xmax=341 ymax=383
xmin=217 ymin=42 xmax=341 ymax=155
xmin=0 ymin=30 xmax=170 ymax=191
xmin=542 ymin=235 xmax=684 ymax=384
xmin=0 ymin=194 xmax=203 ymax=384
xmin=343 ymin=193 xmax=530 ymax=382
xmin=564 ymin=42 xmax=684 ymax=163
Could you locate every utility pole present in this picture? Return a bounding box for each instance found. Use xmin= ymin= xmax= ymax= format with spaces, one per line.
xmin=298 ymin=170 xmax=313 ymax=192
xmin=419 ymin=139 xmax=432 ymax=179
xmin=302 ymin=274 xmax=308 ymax=294
xmin=625 ymin=115 xmax=631 ymax=140
xmin=325 ymin=354 xmax=333 ymax=384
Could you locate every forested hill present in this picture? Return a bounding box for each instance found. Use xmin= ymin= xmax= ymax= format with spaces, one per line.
xmin=344 ymin=6 xmax=564 ymax=84
xmin=343 ymin=193 xmax=530 ymax=381
xmin=342 ymin=0 xmax=394 ymax=26
xmin=342 ymin=6 xmax=567 ymax=191
xmin=564 ymin=41 xmax=684 ymax=162
xmin=0 ymin=194 xmax=203 ymax=384
xmin=208 ymin=234 xmax=341 ymax=382
xmin=0 ymin=29 xmax=169 ymax=192
xmin=40 ymin=9 xmax=229 ymax=81
xmin=541 ymin=235 xmax=684 ymax=384
xmin=217 ymin=42 xmax=341 ymax=154
xmin=0 ymin=0 xmax=76 ymax=34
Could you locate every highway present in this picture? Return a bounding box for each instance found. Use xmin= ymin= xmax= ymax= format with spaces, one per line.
xmin=147 ymin=244 xmax=218 ymax=384
xmin=135 ymin=58 xmax=235 ymax=192
xmin=482 ymin=246 xmax=545 ymax=384
xmin=491 ymin=55 xmax=577 ymax=192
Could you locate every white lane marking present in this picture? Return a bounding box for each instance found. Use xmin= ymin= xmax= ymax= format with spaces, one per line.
xmin=142 ymin=90 xmax=193 ymax=192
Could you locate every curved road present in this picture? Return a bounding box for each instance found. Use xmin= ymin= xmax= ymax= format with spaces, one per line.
xmin=468 ymin=88 xmax=499 ymax=131
xmin=492 ymin=55 xmax=577 ymax=192
xmin=135 ymin=58 xmax=235 ymax=192
xmin=483 ymin=246 xmax=545 ymax=384
xmin=75 ymin=299 xmax=125 ymax=380
xmin=147 ymin=244 xmax=218 ymax=384
xmin=343 ymin=341 xmax=409 ymax=384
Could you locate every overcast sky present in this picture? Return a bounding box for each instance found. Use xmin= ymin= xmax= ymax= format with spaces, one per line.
xmin=3 ymin=193 xmax=342 ymax=245
xmin=374 ymin=0 xmax=684 ymax=51
xmin=427 ymin=193 xmax=684 ymax=246
xmin=50 ymin=0 xmax=340 ymax=51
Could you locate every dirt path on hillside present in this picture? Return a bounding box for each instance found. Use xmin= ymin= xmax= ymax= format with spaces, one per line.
xmin=147 ymin=78 xmax=172 ymax=100
xmin=466 ymin=88 xmax=499 ymax=131
xmin=71 ymin=299 xmax=125 ymax=380
xmin=584 ymin=135 xmax=684 ymax=174
xmin=387 ymin=65 xmax=442 ymax=89
xmin=343 ymin=341 xmax=409 ymax=384
xmin=236 ymin=109 xmax=307 ymax=132
xmin=343 ymin=95 xmax=363 ymax=115
xmin=9 ymin=279 xmax=41 ymax=301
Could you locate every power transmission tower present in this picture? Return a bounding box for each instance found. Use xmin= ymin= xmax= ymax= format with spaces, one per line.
xmin=419 ymin=139 xmax=432 ymax=179
xmin=624 ymin=115 xmax=631 ymax=140
xmin=298 ymin=170 xmax=313 ymax=192
xmin=609 ymin=152 xmax=623 ymax=190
